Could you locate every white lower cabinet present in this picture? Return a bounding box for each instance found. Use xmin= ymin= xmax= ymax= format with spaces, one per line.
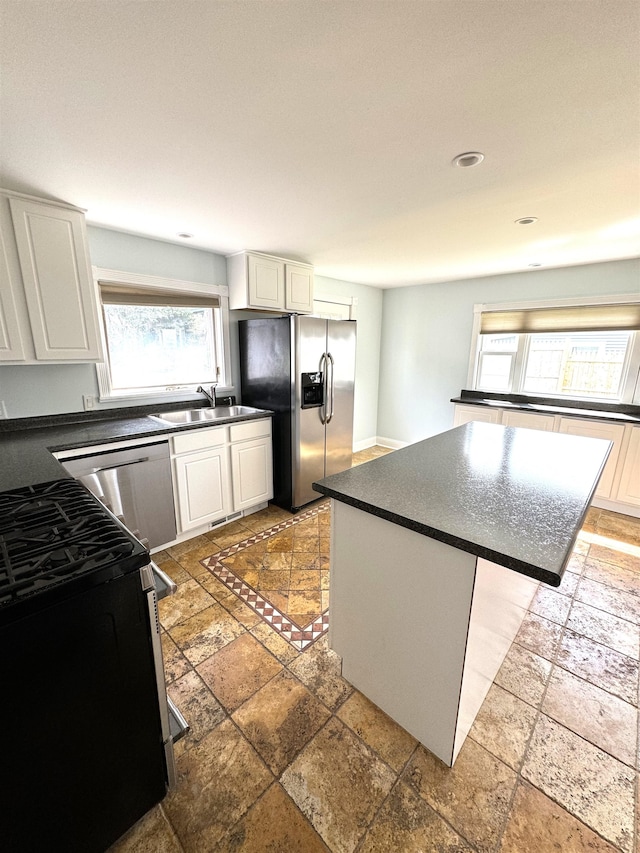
xmin=558 ymin=417 xmax=625 ymax=499
xmin=453 ymin=403 xmax=639 ymax=514
xmin=171 ymin=418 xmax=273 ymax=535
xmin=453 ymin=405 xmax=502 ymax=427
xmin=616 ymin=427 xmax=640 ymax=507
xmin=501 ymin=410 xmax=555 ymax=431
xmin=231 ymin=437 xmax=273 ymax=510
xmin=173 ymin=445 xmax=232 ymax=532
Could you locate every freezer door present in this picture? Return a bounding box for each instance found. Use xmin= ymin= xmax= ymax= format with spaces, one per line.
xmin=293 ymin=315 xmax=328 ymax=509
xmin=325 ymin=320 xmax=356 ymax=478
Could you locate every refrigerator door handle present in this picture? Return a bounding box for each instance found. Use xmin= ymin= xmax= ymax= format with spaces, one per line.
xmin=319 ymin=352 xmax=328 ymax=425
xmin=326 ymin=352 xmax=335 ymax=424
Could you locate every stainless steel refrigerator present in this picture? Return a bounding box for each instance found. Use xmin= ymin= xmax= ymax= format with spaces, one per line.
xmin=239 ymin=315 xmax=356 ymax=511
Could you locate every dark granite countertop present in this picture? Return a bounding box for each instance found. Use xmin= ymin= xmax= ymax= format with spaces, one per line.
xmin=451 ymin=389 xmax=640 ymax=424
xmin=313 ymin=422 xmax=612 ymax=587
xmin=0 ymin=405 xmax=273 ymax=493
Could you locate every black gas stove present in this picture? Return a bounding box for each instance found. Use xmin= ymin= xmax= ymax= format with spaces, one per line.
xmin=0 ymin=477 xmax=171 ymax=852
xmin=0 ymin=477 xmax=148 ymax=625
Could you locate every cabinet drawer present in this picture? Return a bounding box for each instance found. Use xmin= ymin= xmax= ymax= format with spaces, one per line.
xmin=230 ymin=418 xmax=272 ymax=443
xmin=172 ymin=426 xmax=228 ymax=455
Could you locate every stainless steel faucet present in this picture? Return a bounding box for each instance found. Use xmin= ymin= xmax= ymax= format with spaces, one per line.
xmin=197 ymin=384 xmax=217 ymax=407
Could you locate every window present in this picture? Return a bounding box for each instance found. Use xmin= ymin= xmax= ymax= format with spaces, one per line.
xmin=94 ymin=270 xmax=231 ymax=400
xmin=471 ymin=297 xmax=640 ymax=403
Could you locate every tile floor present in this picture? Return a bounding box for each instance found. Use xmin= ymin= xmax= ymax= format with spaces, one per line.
xmin=111 ymin=446 xmax=640 ymax=853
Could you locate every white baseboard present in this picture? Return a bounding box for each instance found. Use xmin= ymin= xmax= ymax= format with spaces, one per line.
xmin=352 ymin=436 xmax=378 ymax=452
xmin=376 ymin=435 xmax=410 ymax=450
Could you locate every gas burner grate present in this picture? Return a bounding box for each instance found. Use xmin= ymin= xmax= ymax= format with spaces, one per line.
xmin=0 ymin=479 xmax=144 ymax=607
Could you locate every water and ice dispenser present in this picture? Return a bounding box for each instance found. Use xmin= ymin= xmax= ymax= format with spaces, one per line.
xmin=301 ymin=372 xmax=324 ymax=408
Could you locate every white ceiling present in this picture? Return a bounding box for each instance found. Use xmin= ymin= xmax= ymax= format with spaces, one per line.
xmin=1 ymin=1 xmax=639 ymax=288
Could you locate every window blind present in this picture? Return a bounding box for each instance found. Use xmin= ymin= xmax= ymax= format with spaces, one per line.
xmin=99 ymin=282 xmax=220 ymax=309
xmin=480 ymin=303 xmax=640 ymax=335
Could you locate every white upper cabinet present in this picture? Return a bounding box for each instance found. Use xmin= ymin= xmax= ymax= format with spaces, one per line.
xmin=0 ymin=228 xmax=25 ymax=360
xmin=228 ymin=251 xmax=313 ymax=313
xmin=284 ymin=263 xmax=314 ymax=313
xmin=0 ymin=190 xmax=103 ymax=362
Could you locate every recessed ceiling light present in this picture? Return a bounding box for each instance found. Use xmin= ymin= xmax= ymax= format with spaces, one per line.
xmin=177 ymin=232 xmax=193 ymax=239
xmin=528 ymin=263 xmax=542 ymax=268
xmin=452 ymin=151 xmax=484 ymax=168
xmin=515 ymin=217 xmax=538 ymax=225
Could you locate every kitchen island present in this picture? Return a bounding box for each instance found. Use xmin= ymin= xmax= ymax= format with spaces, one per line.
xmin=313 ymin=422 xmax=611 ymax=766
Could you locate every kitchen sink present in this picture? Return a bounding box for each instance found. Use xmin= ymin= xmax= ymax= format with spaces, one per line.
xmin=150 ymin=405 xmax=266 ymax=425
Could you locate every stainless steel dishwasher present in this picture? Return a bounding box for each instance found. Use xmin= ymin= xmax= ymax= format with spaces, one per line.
xmin=60 ymin=439 xmax=177 ymax=549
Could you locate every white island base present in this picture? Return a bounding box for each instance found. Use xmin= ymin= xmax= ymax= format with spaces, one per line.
xmin=329 ymin=500 xmax=539 ymax=766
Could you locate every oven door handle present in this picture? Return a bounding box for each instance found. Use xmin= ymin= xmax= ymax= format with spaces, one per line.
xmin=150 ymin=560 xmax=177 ymax=600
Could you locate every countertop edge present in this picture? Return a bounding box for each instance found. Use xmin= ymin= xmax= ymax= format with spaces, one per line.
xmin=313 ymin=483 xmax=562 ymax=587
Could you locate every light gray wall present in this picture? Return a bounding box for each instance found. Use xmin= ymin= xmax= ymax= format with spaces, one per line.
xmin=377 ymin=258 xmax=640 ymax=444
xmin=0 ymin=228 xmax=383 ymax=445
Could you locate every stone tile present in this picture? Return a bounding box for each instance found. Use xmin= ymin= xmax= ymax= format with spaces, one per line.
xmin=109 ymin=804 xmax=182 ymax=853
xmin=281 ymin=718 xmax=395 ymax=853
xmin=153 ymin=554 xmax=191 ymax=586
xmin=404 ymin=738 xmax=517 ymax=853
xmin=207 ymin=526 xmax=255 ymax=551
xmin=167 ymin=670 xmax=226 ymax=750
xmin=292 ymin=534 xmax=320 ymax=552
xmin=288 ymin=639 xmax=353 ymax=711
xmin=469 ymin=683 xmax=537 ymax=771
xmin=163 ymin=719 xmax=272 ymax=851
xmin=219 ymin=592 xmax=264 ymax=628
xmin=567 ymin=599 xmax=640 ymax=659
xmin=359 ymin=780 xmax=474 ymax=853
xmin=197 ymin=632 xmax=282 ymax=712
xmin=262 ymin=551 xmax=292 ymax=570
xmin=589 ymin=542 xmax=640 ymax=573
xmin=175 ymin=544 xmax=219 ymax=579
xmin=168 ymin=602 xmax=245 ymax=666
xmin=557 ymin=629 xmax=638 ymax=705
xmin=291 ymin=551 xmax=321 ymax=570
xmin=198 ymin=570 xmax=239 ymax=601
xmin=584 ymin=553 xmax=640 ymax=596
xmin=530 ymin=585 xmax=572 ymax=625
xmin=232 ymin=670 xmax=330 ymax=774
xmin=250 ymin=620 xmax=300 ymax=665
xmin=214 ymin=782 xmax=329 ymax=853
xmin=255 ymin=569 xmax=290 ymax=591
xmin=515 ymin=611 xmax=563 ymax=660
xmin=158 ymin=579 xmax=214 ymax=630
xmin=494 ymin=642 xmax=552 ymax=707
xmin=558 ymin=569 xmax=580 ymax=596
xmin=594 ymin=511 xmax=640 ymax=547
xmin=337 ymin=690 xmax=417 ymax=772
xmin=289 ymin=568 xmax=321 ymax=589
xmin=576 ymin=577 xmax=640 ymax=625
xmin=266 ymin=531 xmax=294 ymax=552
xmin=161 ymin=631 xmax=191 ymax=684
xmin=573 ymin=539 xmax=590 ymax=556
xmin=522 ymin=714 xmax=635 ymax=852
xmin=167 ymin=533 xmax=211 ymax=559
xmin=542 ymin=667 xmax=637 ymax=766
xmin=582 ymin=507 xmax=601 ymax=533
xmin=498 ymin=780 xmax=621 ymax=853
xmin=288 ymin=589 xmax=322 ymax=622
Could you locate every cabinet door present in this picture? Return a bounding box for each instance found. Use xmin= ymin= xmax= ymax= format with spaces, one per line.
xmin=173 ymin=446 xmax=231 ymax=532
xmin=285 ymin=263 xmax=313 ymax=313
xmin=230 ymin=437 xmax=273 ymax=511
xmin=9 ymin=198 xmax=102 ymax=360
xmin=501 ymin=410 xmax=555 ymax=431
xmin=558 ymin=418 xmax=625 ymax=499
xmin=616 ymin=427 xmax=640 ymax=507
xmin=247 ymin=254 xmax=284 ymax=310
xmin=453 ymin=405 xmax=502 ymax=427
xmin=0 ymin=228 xmax=25 ymax=360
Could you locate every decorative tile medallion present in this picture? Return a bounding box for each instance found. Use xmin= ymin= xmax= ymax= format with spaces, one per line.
xmin=201 ymin=502 xmax=330 ymax=650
